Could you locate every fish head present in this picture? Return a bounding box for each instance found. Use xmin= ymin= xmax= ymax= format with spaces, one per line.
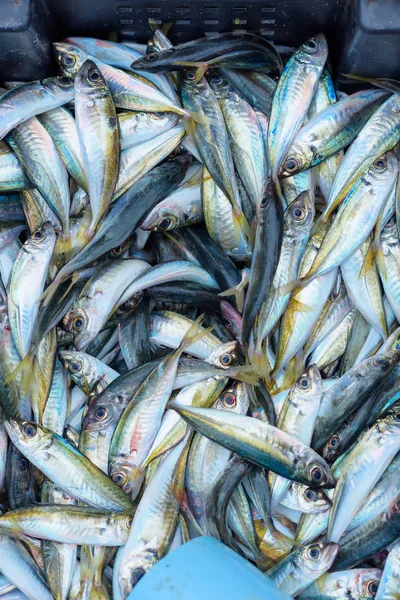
xmin=359 ymin=571 xmax=381 ymax=598
xmin=284 ymin=190 xmax=315 ymax=237
xmin=298 ymin=34 xmax=328 ymax=67
xmin=58 ymin=350 xmax=94 ymax=390
xmin=300 ymin=486 xmax=331 ymax=512
xmin=322 ymin=433 xmax=342 ymax=463
xmin=43 ymin=73 xmax=74 ymax=97
xmin=206 ymin=340 xmax=238 ymax=369
xmin=301 ymin=453 xmax=336 ymax=488
xmin=140 ymin=204 xmax=179 ymax=232
xmin=370 ymin=349 xmax=400 ymax=374
xmin=26 ymin=221 xmax=56 ymax=255
xmin=53 ymin=42 xmax=87 ymax=77
xmin=294 ymin=541 xmax=339 ymax=577
xmin=216 ymin=381 xmax=250 ymax=415
xmin=380 ymin=214 xmax=398 ymax=247
xmin=130 ymin=47 xmax=175 ymax=71
xmin=5 ymin=419 xmax=52 ymax=456
xmin=207 ymin=71 xmax=230 ymax=100
xmin=82 ymin=392 xmax=124 ymax=432
xmin=178 ymin=70 xmax=212 ymax=100
xmin=293 ymin=363 xmax=322 ymax=402
xmin=383 ymin=400 xmax=400 ymax=434
xmin=368 ymin=150 xmax=398 ymax=185
xmin=75 ymin=59 xmax=109 ymax=100
xmin=279 ymin=145 xmax=314 ymax=179
xmin=119 ymin=546 xmax=158 ymax=597
xmin=109 ymin=459 xmax=144 ymax=499
xmin=71 ymin=305 xmax=100 ymax=351
xmin=220 ymin=300 xmax=242 ymax=340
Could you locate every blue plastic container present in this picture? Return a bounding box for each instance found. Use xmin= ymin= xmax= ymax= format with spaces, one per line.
xmin=128 ymin=537 xmax=292 ymax=600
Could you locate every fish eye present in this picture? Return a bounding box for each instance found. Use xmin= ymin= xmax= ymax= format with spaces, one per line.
xmin=112 ymin=472 xmax=125 ymax=485
xmin=22 ymin=423 xmax=37 ymax=438
xmin=88 ymin=68 xmax=101 ymax=83
xmin=393 ymin=411 xmax=400 ymax=422
xmin=298 ymin=376 xmax=311 ymax=389
xmin=210 ymin=73 xmax=222 ymax=83
xmin=311 ymin=466 xmax=323 ymax=482
xmin=373 ymin=357 xmax=388 ymax=368
xmin=111 ymin=245 xmax=123 ymax=257
xmin=329 ymin=435 xmax=339 ymax=448
xmin=260 ymin=196 xmax=268 ymax=207
xmin=308 ymin=545 xmax=321 ymax=560
xmin=367 ymin=580 xmax=379 ymax=595
xmin=284 ymin=157 xmax=299 ymax=173
xmin=373 ymin=156 xmax=387 ymax=170
xmin=58 ymin=75 xmax=72 ymax=85
xmin=146 ymin=52 xmax=158 ymax=62
xmin=220 ymin=353 xmax=233 ymax=367
xmin=185 ymin=71 xmax=197 ymax=81
xmin=305 ymin=489 xmax=316 ymax=501
xmin=73 ymin=316 xmax=84 ymax=331
xmin=33 ymin=230 xmax=43 ymax=240
xmin=291 ymin=206 xmax=306 ymax=221
xmin=62 ymin=54 xmax=76 ymax=67
xmin=304 ymin=38 xmax=318 ymax=52
xmin=158 ymin=217 xmax=172 ymax=231
xmin=94 ymin=406 xmax=108 ymax=421
xmin=222 ymin=392 xmax=236 ymax=407
xmin=385 ymin=216 xmax=396 ymax=228
xmin=131 ymin=567 xmax=147 ymax=586
xmin=19 ymin=458 xmax=28 ymax=471
xmin=68 ymin=361 xmax=81 ymax=374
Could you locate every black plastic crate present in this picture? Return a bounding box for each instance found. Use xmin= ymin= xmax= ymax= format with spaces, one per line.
xmin=0 ymin=0 xmax=399 ymax=87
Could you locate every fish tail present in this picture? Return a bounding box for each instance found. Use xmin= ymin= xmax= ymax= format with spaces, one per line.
xmin=233 ymin=210 xmax=253 ymax=245
xmin=5 ymin=354 xmax=35 ymax=397
xmin=359 ymin=240 xmax=378 ymax=279
xmin=218 ymin=269 xmax=249 ymax=313
xmin=226 ymin=365 xmax=260 ymax=385
xmin=183 ymin=109 xmax=211 ymax=125
xmin=279 ymin=354 xmax=304 ymax=391
xmin=55 ymin=233 xmax=73 ymax=257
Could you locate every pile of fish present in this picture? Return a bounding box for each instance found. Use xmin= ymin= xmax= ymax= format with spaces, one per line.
xmin=0 ymin=26 xmax=399 ymax=600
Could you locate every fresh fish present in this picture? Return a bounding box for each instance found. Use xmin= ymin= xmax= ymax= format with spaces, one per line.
xmin=267 ymin=541 xmax=339 ymax=597
xmin=74 ymin=59 xmax=119 ymax=235
xmin=328 ymin=403 xmax=400 ymax=543
xmin=241 ymin=178 xmax=283 ymax=344
xmin=280 ymin=89 xmax=388 ymax=178
xmin=298 ymin=568 xmax=382 ymax=600
xmin=0 ymin=76 xmax=74 ymax=140
xmin=268 ymin=34 xmax=328 ymax=192
xmin=172 ymin=404 xmax=335 ymax=487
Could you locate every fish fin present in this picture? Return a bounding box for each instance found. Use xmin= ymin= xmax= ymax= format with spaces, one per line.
xmin=4 ymin=354 xmax=35 ymax=396
xmin=250 ymin=345 xmax=272 ymax=382
xmin=178 ymin=315 xmax=215 ymax=353
xmin=174 ymin=61 xmax=203 ymax=67
xmin=274 ymin=279 xmax=306 ymax=298
xmin=290 ymin=297 xmax=314 ymax=313
xmin=218 ymin=269 xmax=249 ymax=313
xmin=233 ymin=210 xmax=253 ymax=244
xmin=172 ymin=486 xmax=207 ymax=537
xmin=359 ymin=241 xmax=378 ymax=279
xmin=341 ymin=73 xmax=400 ymax=94
xmin=184 ymin=110 xmax=211 ymax=125
xmin=161 ymin=22 xmax=174 ymax=35
xmin=272 ymin=355 xmax=302 ymax=390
